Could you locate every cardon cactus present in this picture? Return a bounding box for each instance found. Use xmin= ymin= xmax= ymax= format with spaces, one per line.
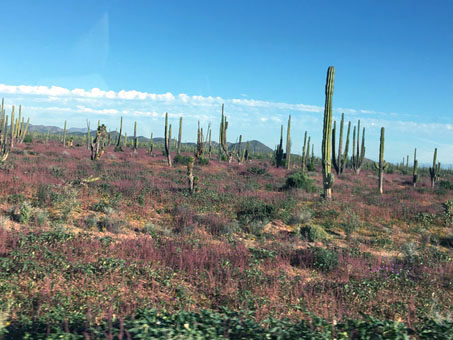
xmin=114 ymin=116 xmax=123 ymax=152
xmin=413 ymin=148 xmax=418 ymax=187
xmin=177 ymin=117 xmax=183 ymax=155
xmin=286 ymin=115 xmax=291 ymax=169
xmin=374 ymin=127 xmax=388 ymax=194
xmin=275 ymin=125 xmax=284 ymax=168
xmin=352 ymin=120 xmax=365 ymax=174
xmin=91 ymin=124 xmax=107 ymax=160
xmin=321 ymin=66 xmax=335 ymax=199
xmin=332 ymin=114 xmax=350 ymax=175
xmin=429 ymin=148 xmax=440 ymax=188
xmin=301 ymin=131 xmax=308 ymax=171
xmin=164 ymin=112 xmax=172 ymax=166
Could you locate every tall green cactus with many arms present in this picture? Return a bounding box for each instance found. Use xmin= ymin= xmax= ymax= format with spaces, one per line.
xmin=133 ymin=121 xmax=138 ymax=153
xmin=286 ymin=115 xmax=291 ymax=169
xmin=91 ymin=124 xmax=107 ymax=160
xmin=322 ymin=66 xmax=335 ymax=200
xmin=115 ymin=116 xmax=123 ymax=151
xmin=374 ymin=127 xmax=388 ymax=194
xmin=413 ymin=148 xmax=418 ymax=188
xmin=301 ymin=131 xmax=308 ymax=171
xmin=352 ymin=120 xmax=365 ymax=174
xmin=164 ymin=112 xmax=172 ymax=167
xmin=177 ymin=117 xmax=183 ymax=155
xmin=429 ymin=148 xmax=440 ymax=188
xmin=196 ymin=121 xmax=204 ymax=159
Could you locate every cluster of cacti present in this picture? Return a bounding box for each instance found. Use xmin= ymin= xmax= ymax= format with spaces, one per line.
xmin=164 ymin=112 xmax=172 ymax=166
xmin=321 ymin=66 xmax=335 ymax=200
xmin=352 ymin=120 xmax=365 ymax=174
xmin=177 ymin=117 xmax=183 ymax=155
xmin=413 ymin=148 xmax=418 ymax=187
xmin=374 ymin=127 xmax=388 ymax=194
xmin=275 ymin=125 xmax=284 ymax=168
xmin=90 ymin=124 xmax=107 ymax=160
xmin=429 ymin=148 xmax=440 ymax=188
xmin=286 ymin=115 xmax=291 ymax=169
xmin=219 ymin=104 xmax=232 ymax=162
xmin=332 ymin=113 xmax=350 ymax=175
xmin=0 ymin=99 xmax=30 ymax=161
xmin=115 ymin=116 xmax=123 ymax=152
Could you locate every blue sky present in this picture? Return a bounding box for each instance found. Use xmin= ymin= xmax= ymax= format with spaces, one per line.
xmin=0 ymin=0 xmax=452 ymax=164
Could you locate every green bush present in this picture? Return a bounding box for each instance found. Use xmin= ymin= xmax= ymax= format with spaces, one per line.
xmin=312 ymin=247 xmax=338 ymax=272
xmin=22 ymin=135 xmax=33 ymax=143
xmin=236 ymin=198 xmax=278 ymax=225
xmin=439 ymin=180 xmax=453 ymax=190
xmin=283 ymin=172 xmax=316 ymax=192
xmin=173 ymin=154 xmax=193 ymax=166
xmin=197 ymin=157 xmax=209 ymax=166
xmin=11 ymin=202 xmax=33 ymax=224
xmin=300 ymin=224 xmax=329 ymax=242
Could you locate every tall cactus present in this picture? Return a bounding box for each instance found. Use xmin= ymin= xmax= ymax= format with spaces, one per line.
xmin=133 ymin=121 xmax=138 ymax=153
xmin=91 ymin=124 xmax=107 ymax=160
xmin=332 ymin=113 xmax=349 ymax=175
xmin=149 ymin=132 xmax=153 ymax=153
xmin=208 ymin=128 xmax=212 ymax=159
xmin=321 ymin=66 xmax=335 ymax=200
xmin=286 ymin=115 xmax=291 ymax=169
xmin=177 ymin=117 xmax=183 ymax=155
xmin=352 ymin=120 xmax=365 ymax=174
xmin=164 ymin=112 xmax=172 ymax=166
xmin=275 ymin=125 xmax=284 ymax=168
xmin=63 ymin=120 xmax=67 ymax=147
xmin=301 ymin=131 xmax=308 ymax=171
xmin=413 ymin=148 xmax=418 ymax=188
xmin=374 ymin=127 xmax=388 ymax=194
xmin=86 ymin=121 xmax=91 ymax=150
xmin=196 ymin=121 xmax=204 ymax=159
xmin=429 ymin=148 xmax=440 ymax=188
xmin=115 ymin=116 xmax=123 ymax=152
xmin=219 ymin=104 xmax=232 ymax=162
xmin=10 ymin=106 xmax=15 ymax=149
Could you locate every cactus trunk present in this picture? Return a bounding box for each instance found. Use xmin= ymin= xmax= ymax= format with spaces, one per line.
xmin=164 ymin=112 xmax=172 ymax=167
xmin=177 ymin=117 xmax=182 ymax=155
xmin=322 ymin=66 xmax=335 ymax=200
xmin=286 ymin=115 xmax=291 ymax=169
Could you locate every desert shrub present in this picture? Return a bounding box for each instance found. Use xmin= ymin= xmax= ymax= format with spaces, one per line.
xmin=22 ymin=135 xmax=33 ymax=143
xmin=7 ymin=193 xmax=26 ymax=205
xmin=173 ymin=205 xmax=197 ymax=233
xmin=288 ymin=209 xmax=313 ymax=226
xmin=300 ymin=224 xmax=329 ymax=242
xmin=10 ymin=202 xmax=33 ymax=224
xmin=282 ymin=172 xmax=315 ymax=192
xmin=247 ymin=165 xmax=268 ymax=176
xmin=442 ymin=200 xmax=453 ymax=226
xmin=84 ymin=214 xmax=98 ymax=230
xmin=401 ymin=241 xmax=419 ymax=264
xmin=34 ymin=210 xmax=48 ymax=227
xmin=173 ymin=154 xmax=193 ymax=166
xmin=35 ymin=184 xmax=52 ymax=207
xmin=236 ymin=198 xmax=278 ymax=225
xmin=197 ymin=157 xmax=209 ymax=166
xmin=342 ymin=208 xmax=361 ymax=239
xmin=312 ymin=247 xmax=338 ymax=272
xmin=439 ymin=180 xmax=453 ymax=190
xmin=440 ymin=235 xmax=453 ymax=248
xmin=194 ymin=214 xmax=233 ymax=235
xmin=98 ymin=215 xmax=122 ymax=234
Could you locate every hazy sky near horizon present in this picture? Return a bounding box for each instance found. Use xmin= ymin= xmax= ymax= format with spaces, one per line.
xmin=0 ymin=0 xmax=452 ymax=163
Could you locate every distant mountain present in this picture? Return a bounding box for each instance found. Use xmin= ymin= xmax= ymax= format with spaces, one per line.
xmin=26 ymin=124 xmax=274 ymax=153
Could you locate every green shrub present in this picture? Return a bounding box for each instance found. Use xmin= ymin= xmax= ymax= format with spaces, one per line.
xmin=236 ymin=198 xmax=278 ymax=225
xmin=11 ymin=202 xmax=33 ymax=224
xmin=22 ymin=135 xmax=33 ymax=143
xmin=439 ymin=180 xmax=453 ymax=190
xmin=300 ymin=224 xmax=329 ymax=242
xmin=312 ymin=247 xmax=338 ymax=272
xmin=84 ymin=214 xmax=98 ymax=230
xmin=197 ymin=157 xmax=209 ymax=166
xmin=282 ymin=172 xmax=316 ymax=192
xmin=173 ymin=154 xmax=193 ymax=166
xmin=247 ymin=166 xmax=268 ymax=176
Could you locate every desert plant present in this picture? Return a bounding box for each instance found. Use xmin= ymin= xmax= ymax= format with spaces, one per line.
xmin=90 ymin=124 xmax=107 ymax=160
xmin=219 ymin=104 xmax=232 ymax=162
xmin=300 ymin=224 xmax=329 ymax=242
xmin=177 ymin=116 xmax=183 ymax=155
xmin=286 ymin=115 xmax=291 ymax=169
xmin=301 ymin=131 xmax=308 ymax=171
xmin=351 ymin=120 xmax=366 ymax=174
xmin=413 ymin=148 xmax=418 ymax=187
xmin=429 ymin=148 xmax=440 ymax=188
xmin=321 ymin=66 xmax=335 ymax=199
xmin=374 ymin=127 xmax=388 ymax=194
xmin=114 ymin=116 xmax=123 ymax=152
xmin=164 ymin=112 xmax=172 ymax=166
xmin=332 ymin=113 xmax=350 ymax=175
xmin=275 ymin=125 xmax=284 ymax=168
xmin=283 ymin=172 xmax=316 ymax=192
